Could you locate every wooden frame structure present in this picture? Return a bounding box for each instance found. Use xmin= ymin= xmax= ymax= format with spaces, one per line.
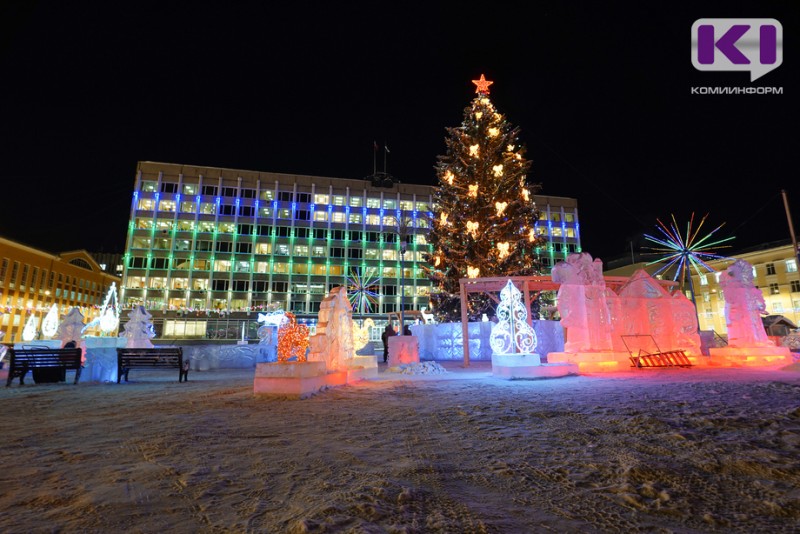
xmin=457 ymin=275 xmax=680 ymax=367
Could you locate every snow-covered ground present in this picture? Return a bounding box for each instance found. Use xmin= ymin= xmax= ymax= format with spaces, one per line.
xmin=1 ymin=360 xmax=799 ymax=532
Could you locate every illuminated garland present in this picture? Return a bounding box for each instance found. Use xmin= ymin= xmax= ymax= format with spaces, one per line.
xmin=277 ymin=311 xmax=310 ymax=363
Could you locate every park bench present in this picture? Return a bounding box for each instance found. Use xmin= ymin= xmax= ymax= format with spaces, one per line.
xmin=5 ymin=347 xmax=83 ymax=386
xmin=116 ymin=347 xmax=188 ymax=383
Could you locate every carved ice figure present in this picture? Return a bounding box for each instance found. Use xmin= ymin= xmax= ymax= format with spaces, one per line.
xmin=353 ymin=318 xmax=374 ymax=351
xmin=551 ymin=252 xmax=613 ymax=352
xmin=615 ymin=270 xmax=701 ymax=355
xmin=490 ymin=280 xmax=537 ymax=354
xmin=120 ymin=305 xmax=156 ymax=348
xmin=307 ymin=286 xmax=354 ymax=370
xmin=55 ymin=307 xmax=88 ymax=364
xmin=719 ymin=259 xmax=771 ymax=346
xmin=277 ymin=312 xmax=310 ymax=362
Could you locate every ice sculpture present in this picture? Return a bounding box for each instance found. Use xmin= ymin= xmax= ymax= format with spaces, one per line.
xmin=120 ymin=306 xmax=156 ymax=348
xmin=615 ymin=269 xmax=701 ymax=356
xmin=55 ymin=307 xmax=88 ymax=364
xmin=719 ymin=259 xmax=771 ymax=346
xmin=307 ymin=286 xmax=354 ymax=370
xmin=21 ymin=314 xmax=38 ymax=341
xmin=490 ymin=280 xmax=537 ymax=355
xmin=257 ymin=310 xmax=286 ymax=345
xmin=551 ymin=252 xmax=613 ymax=352
xmin=82 ymin=282 xmax=120 ymax=335
xmin=277 ymin=312 xmax=310 ymax=362
xmin=41 ymin=304 xmax=60 ymax=338
xmin=353 ymin=318 xmax=374 ymax=351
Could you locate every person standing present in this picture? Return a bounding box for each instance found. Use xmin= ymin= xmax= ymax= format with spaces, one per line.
xmin=381 ymin=323 xmax=395 ymax=363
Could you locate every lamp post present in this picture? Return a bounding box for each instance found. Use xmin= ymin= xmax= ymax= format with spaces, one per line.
xmin=399 ymin=239 xmax=407 ymax=335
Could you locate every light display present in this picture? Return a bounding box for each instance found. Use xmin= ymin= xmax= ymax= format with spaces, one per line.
xmin=643 ymin=213 xmax=733 ymax=305
xmin=277 ymin=311 xmax=310 ymax=363
xmin=423 ymin=76 xmax=547 ymax=322
xmin=346 ymin=270 xmax=380 ymax=315
xmin=472 ymin=73 xmax=494 ymax=94
xmin=490 ymin=280 xmax=537 ymax=354
xmin=41 ymin=304 xmax=59 ymax=338
xmin=22 ymin=313 xmax=37 ymax=341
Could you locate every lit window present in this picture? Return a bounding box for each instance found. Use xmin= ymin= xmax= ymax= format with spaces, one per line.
xmin=158 ymin=200 xmax=176 ymax=212
xmin=382 ymin=250 xmax=398 ymax=261
xmin=350 ymin=197 xmax=362 ymax=207
xmin=314 ymin=194 xmax=329 ymax=204
xmin=383 ymin=199 xmax=396 ymax=209
xmin=273 ymin=263 xmax=289 ymax=273
xmin=383 ymin=216 xmax=397 ymax=227
xmin=314 ymin=211 xmax=328 ymax=222
xmin=141 ymin=181 xmax=157 ymax=192
xmin=214 ymin=260 xmax=231 ymax=272
xmin=331 ymin=211 xmax=346 ymax=223
xmin=219 ymin=223 xmax=235 ymax=233
xmin=312 ymin=246 xmax=326 ymax=257
xmin=366 ymin=214 xmax=381 ymax=226
xmin=137 ymin=199 xmax=156 ymax=210
xmin=416 ymin=202 xmax=429 ymax=211
xmin=183 ymin=184 xmax=197 ymax=195
xmin=400 ymin=200 xmax=414 ymax=211
xmin=200 ymin=202 xmax=216 ymax=214
xmin=786 ymin=259 xmax=797 ymax=273
xmin=564 ymin=213 xmax=575 ymax=223
xmin=333 ymin=195 xmax=345 ymax=206
xmin=416 ymin=235 xmax=427 ymax=245
xmin=366 ymin=198 xmax=381 ymax=209
xmin=349 ymin=213 xmax=363 ymax=224
xmin=294 ymin=245 xmax=309 ymax=256
xmin=364 ymin=249 xmax=379 ymax=260
xmin=699 ymin=274 xmax=708 ymax=286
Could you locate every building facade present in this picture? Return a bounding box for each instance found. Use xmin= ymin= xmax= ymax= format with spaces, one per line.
xmin=0 ymin=237 xmax=121 ymax=343
xmin=121 ymin=161 xmax=581 ymax=338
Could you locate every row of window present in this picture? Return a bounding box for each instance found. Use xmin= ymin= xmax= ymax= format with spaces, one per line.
xmin=142 ymin=181 xmax=432 ymax=211
xmin=0 ymin=259 xmax=102 ymax=293
xmin=124 ymin=276 xmax=430 ymax=295
xmin=698 ymin=259 xmax=798 ymax=286
xmin=701 ymin=279 xmax=800 ymax=299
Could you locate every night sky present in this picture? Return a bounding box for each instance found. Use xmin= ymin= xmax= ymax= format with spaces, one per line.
xmin=0 ymin=2 xmax=796 ymax=263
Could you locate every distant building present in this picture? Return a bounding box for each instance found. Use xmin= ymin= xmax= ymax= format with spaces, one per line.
xmin=0 ymin=237 xmax=121 ymax=343
xmin=89 ymin=252 xmax=125 ymax=277
xmin=121 ymin=162 xmax=581 ymax=339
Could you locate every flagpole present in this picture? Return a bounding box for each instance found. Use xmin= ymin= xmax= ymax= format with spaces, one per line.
xmin=373 ymin=141 xmax=377 ymax=176
xmin=383 ymin=141 xmax=388 ymax=174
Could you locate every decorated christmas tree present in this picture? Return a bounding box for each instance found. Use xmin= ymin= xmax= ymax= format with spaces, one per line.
xmin=425 ymin=75 xmax=547 ymax=322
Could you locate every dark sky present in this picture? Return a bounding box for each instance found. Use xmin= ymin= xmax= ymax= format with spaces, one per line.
xmin=0 ymin=1 xmax=797 ymax=263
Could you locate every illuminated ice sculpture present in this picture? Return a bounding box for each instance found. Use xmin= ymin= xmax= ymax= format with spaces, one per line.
xmin=120 ymin=306 xmax=156 ymax=348
xmin=551 ymin=252 xmax=614 ymax=352
xmin=719 ymin=259 xmax=771 ymax=346
xmin=41 ymin=304 xmax=60 ymax=338
xmin=82 ymin=282 xmax=120 ymax=335
xmin=307 ymin=286 xmax=354 ymax=370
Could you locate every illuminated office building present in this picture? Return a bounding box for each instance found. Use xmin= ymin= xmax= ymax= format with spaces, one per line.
xmin=121 ymin=162 xmax=581 ymax=331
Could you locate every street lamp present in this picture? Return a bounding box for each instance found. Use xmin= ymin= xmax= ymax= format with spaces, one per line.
xmin=393 ymin=217 xmax=413 ymax=336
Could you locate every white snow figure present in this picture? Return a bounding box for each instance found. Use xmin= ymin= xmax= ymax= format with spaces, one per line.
xmin=55 ymin=307 xmax=88 ymax=364
xmin=719 ymin=259 xmax=771 ymax=347
xmin=551 ymin=252 xmax=613 ymax=352
xmin=490 ymin=280 xmax=537 ymax=354
xmin=307 ymin=286 xmax=354 ymax=370
xmin=120 ymin=306 xmax=156 ymax=348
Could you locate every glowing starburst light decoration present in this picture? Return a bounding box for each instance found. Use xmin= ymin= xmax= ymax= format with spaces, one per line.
xmin=643 ymin=213 xmax=734 ymax=290
xmin=346 ymin=270 xmax=381 ymax=315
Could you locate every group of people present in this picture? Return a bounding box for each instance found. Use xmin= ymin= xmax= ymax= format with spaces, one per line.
xmin=380 ymin=323 xmax=412 ymax=363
